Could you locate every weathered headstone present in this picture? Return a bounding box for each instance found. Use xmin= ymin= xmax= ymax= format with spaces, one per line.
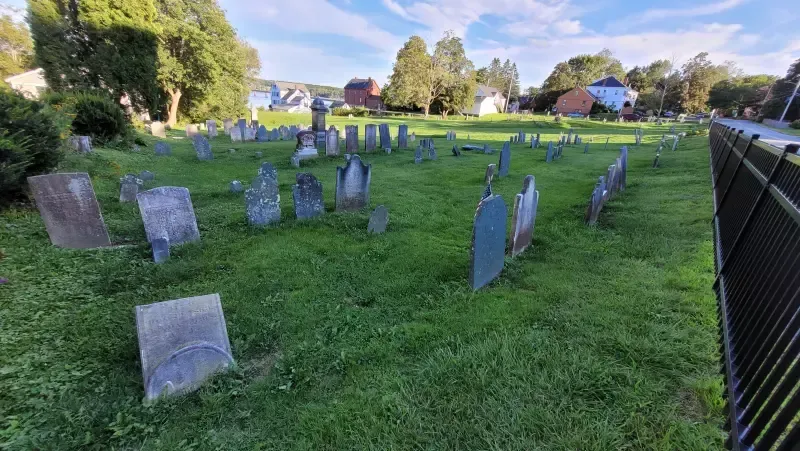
xmin=245 ymin=175 xmax=280 ymax=227
xmin=498 ymin=142 xmax=510 ymax=177
xmin=398 ymin=124 xmax=408 ymax=149
xmin=485 ymin=164 xmax=496 ymax=184
xmin=257 ymin=125 xmax=268 ymax=142
xmin=585 ymin=177 xmax=605 ymax=225
xmin=237 ymin=119 xmax=247 ymax=141
xmin=68 ymin=136 xmax=93 ymax=153
xmin=326 ymin=125 xmax=340 ymax=156
xmin=120 ymin=174 xmax=143 ymax=203
xmin=546 ymin=142 xmax=553 ymax=162
xmin=28 ymin=173 xmax=110 ymax=248
xmin=140 ymin=170 xmax=154 ymax=181
xmin=509 ymin=175 xmax=539 ymax=257
xmin=469 ymin=195 xmax=507 ymax=291
xmin=185 ymin=124 xmax=199 ymax=137
xmin=154 ymin=141 xmax=171 ymax=156
xmin=229 ymin=180 xmax=243 ymax=193
xmin=222 ymin=118 xmax=234 ymax=135
xmin=150 ymin=121 xmax=167 ymax=138
xmin=279 ymin=125 xmax=288 ymax=140
xmin=258 ymin=162 xmax=277 ymax=183
xmin=243 ymin=128 xmax=256 ymax=141
xmin=619 ymin=146 xmax=628 ymax=190
xmin=135 ymin=293 xmax=233 ymax=401
xmin=206 ymin=120 xmax=218 ymax=139
xmin=367 ymin=205 xmax=388 ymax=234
xmin=292 ymin=173 xmax=324 ymax=220
xmin=410 ymin=132 xmax=416 ymax=142
xmin=193 ymin=134 xmax=213 ymax=160
xmin=379 ymin=123 xmax=391 ymax=149
xmin=137 ymin=187 xmax=200 ymax=245
xmin=414 ymin=146 xmax=423 ymax=164
xmin=271 ymin=128 xmax=279 ymax=141
xmin=671 ymin=136 xmax=679 ymax=151
xmin=295 ymin=130 xmax=319 ymax=160
xmin=484 ymin=143 xmax=492 ymax=154
xmin=345 ymin=125 xmax=358 ymax=153
xmin=365 ymin=124 xmax=377 ymax=152
xmin=151 ymin=237 xmax=169 ymax=264
xmin=452 ymin=145 xmax=461 ymax=157
xmin=335 ymin=154 xmax=371 ymax=211
xmin=428 ymin=145 xmax=437 ymax=160
xmin=584 ymin=144 xmax=589 ymax=154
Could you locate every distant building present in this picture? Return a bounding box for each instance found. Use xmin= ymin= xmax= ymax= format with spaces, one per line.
xmin=271 ymin=81 xmax=310 ymax=105
xmin=329 ymin=100 xmax=350 ymax=110
xmin=463 ymin=85 xmax=506 ymax=117
xmin=281 ymin=88 xmax=311 ymax=107
xmin=554 ymin=87 xmax=596 ymax=116
xmin=585 ymin=76 xmax=638 ymax=111
xmin=4 ymin=68 xmax=47 ymax=99
xmin=344 ymin=77 xmax=382 ymax=109
xmin=248 ymin=89 xmax=272 ymax=109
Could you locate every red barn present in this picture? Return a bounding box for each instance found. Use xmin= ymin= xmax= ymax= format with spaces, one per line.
xmin=554 ymin=87 xmax=597 ymax=116
xmin=344 ymin=77 xmax=383 ymax=109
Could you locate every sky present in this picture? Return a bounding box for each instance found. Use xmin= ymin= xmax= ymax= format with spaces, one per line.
xmin=5 ymin=0 xmax=799 ymax=89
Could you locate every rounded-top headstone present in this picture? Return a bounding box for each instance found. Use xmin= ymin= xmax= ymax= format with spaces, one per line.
xmin=311 ymin=97 xmax=328 ymax=112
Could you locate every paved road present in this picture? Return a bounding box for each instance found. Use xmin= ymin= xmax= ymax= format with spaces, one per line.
xmin=714 ymin=118 xmax=800 ymax=149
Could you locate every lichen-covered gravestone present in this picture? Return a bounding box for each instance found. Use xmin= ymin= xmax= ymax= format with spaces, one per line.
xmin=28 ymin=173 xmax=111 ymax=248
xmin=150 ymin=121 xmax=166 ymax=138
xmin=206 ymin=120 xmax=218 ymax=139
xmin=185 ymin=124 xmax=199 ymax=137
xmin=345 ymin=125 xmax=358 ymax=153
xmin=469 ymin=195 xmax=507 ymax=291
xmin=509 ymin=175 xmax=539 ymax=257
xmin=154 ymin=142 xmax=171 ymax=156
xmin=498 ymin=142 xmax=510 ymax=177
xmin=292 ymin=173 xmax=324 ymax=220
xmin=367 ymin=205 xmax=388 ymax=234
xmin=414 ymin=146 xmax=423 ymax=164
xmin=271 ymin=128 xmax=279 ymax=141
xmin=222 ymin=118 xmax=233 ymax=135
xmin=120 ymin=173 xmax=143 ymax=203
xmin=365 ymin=124 xmax=377 ymax=152
xmin=379 ymin=123 xmax=391 ymax=149
xmin=398 ymin=124 xmax=408 ymax=149
xmin=69 ymin=136 xmax=92 ymax=153
xmin=335 ymin=154 xmax=371 ymax=211
xmin=326 ymin=125 xmax=340 ymax=156
xmin=135 ymin=293 xmax=233 ymax=401
xmin=193 ymin=134 xmax=213 ymax=160
xmin=257 ymin=125 xmax=268 ymax=142
xmin=485 ymin=164 xmax=496 ymax=184
xmin=452 ymin=145 xmax=461 ymax=157
xmin=229 ymin=180 xmax=243 ymax=193
xmin=237 ymin=118 xmax=247 ymax=140
xmin=245 ymin=175 xmax=280 ymax=227
xmin=137 ymin=187 xmax=201 ymax=245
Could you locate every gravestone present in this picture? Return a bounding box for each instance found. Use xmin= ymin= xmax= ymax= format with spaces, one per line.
xmin=206 ymin=120 xmax=218 ymax=139
xmin=335 ymin=154 xmax=371 ymax=211
xmin=311 ymin=98 xmax=328 ymax=147
xmin=69 ymin=136 xmax=93 ymax=153
xmin=243 ymin=128 xmax=256 ymax=141
xmin=345 ymin=125 xmax=358 ymax=153
xmin=619 ymin=146 xmax=628 ymax=190
xmin=152 ymin=237 xmax=169 ymax=264
xmin=379 ymin=123 xmax=391 ymax=149
xmin=485 ymin=164 xmax=496 ymax=184
xmin=257 ymin=125 xmax=268 ymax=142
xmin=671 ymin=136 xmax=679 ymax=151
xmin=546 ymin=142 xmax=553 ymax=162
xmin=498 ymin=142 xmax=510 ymax=177
xmin=271 ymin=128 xmax=279 ymax=141
xmin=150 ymin=121 xmax=167 ymax=138
xmin=365 ymin=124 xmax=377 ymax=152
xmin=295 ymin=130 xmax=319 ymax=160
xmin=140 ymin=170 xmax=154 ymax=181
xmin=535 ymin=133 xmax=541 ymax=148
xmin=414 ymin=146 xmax=423 ymax=164
xmin=155 ymin=142 xmax=171 ymax=156
xmin=398 ymin=124 xmax=408 ymax=149
xmin=258 ymin=162 xmax=277 ymax=183
xmin=428 ymin=145 xmax=437 ymax=160
xmin=137 ymin=187 xmax=200 ymax=245
xmin=185 ymin=124 xmax=199 ymax=137
xmin=481 ymin=183 xmax=493 ymax=200
xmin=135 ymin=293 xmax=233 ymax=401
xmin=279 ymin=125 xmax=288 ymax=140
xmin=584 ymin=144 xmax=589 ymax=154
xmin=229 ymin=180 xmax=243 ymax=193
xmin=251 ymin=120 xmax=259 ymax=130
xmin=245 ymin=175 xmax=280 ymax=227
xmin=469 ymin=195 xmax=507 ymax=291
xmin=290 ymin=154 xmax=300 ymax=168
xmin=367 ymin=205 xmax=388 ymax=234
xmin=452 ymin=145 xmax=461 ymax=157
xmin=326 ymin=125 xmax=340 ymax=156
xmin=410 ymin=132 xmax=416 ymax=142
xmin=292 ymin=173 xmax=324 ymax=220
xmin=28 ymin=173 xmax=110 ymax=248
xmin=193 ymin=134 xmax=213 ymax=160
xmin=289 ymin=125 xmax=298 ymax=138
xmin=585 ymin=177 xmax=605 ymax=225
xmin=255 ymin=151 xmax=262 ymax=158
xmin=222 ymin=118 xmax=234 ymax=135
xmin=483 ymin=143 xmax=492 ymax=154
xmin=237 ymin=119 xmax=247 ymax=141
xmin=120 ymin=174 xmax=143 ymax=203
xmin=509 ymin=175 xmax=539 ymax=257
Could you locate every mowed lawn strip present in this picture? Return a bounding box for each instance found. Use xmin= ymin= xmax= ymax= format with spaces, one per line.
xmin=0 ymin=116 xmax=724 ymax=450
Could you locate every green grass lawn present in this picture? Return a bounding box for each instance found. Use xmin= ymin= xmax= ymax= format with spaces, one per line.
xmin=0 ymin=114 xmax=724 ymax=450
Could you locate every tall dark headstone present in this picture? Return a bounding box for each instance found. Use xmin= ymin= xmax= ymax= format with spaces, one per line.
xmin=469 ymin=195 xmax=507 ymax=291
xmin=335 ymin=154 xmax=371 ymax=211
xmin=498 ymin=142 xmax=510 ymax=177
xmin=311 ymin=98 xmax=328 ymax=148
xmin=365 ymin=124 xmax=377 ymax=152
xmin=345 ymin=125 xmax=358 ymax=153
xmin=509 ymin=175 xmax=539 ymax=257
xmin=257 ymin=125 xmax=269 ymax=141
xmin=398 ymin=124 xmax=408 ymax=149
xmin=292 ymin=173 xmax=324 ymax=220
xmin=379 ymin=123 xmax=391 ymax=149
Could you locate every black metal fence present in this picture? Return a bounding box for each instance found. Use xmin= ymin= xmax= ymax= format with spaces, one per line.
xmin=708 ymin=121 xmax=800 ymax=450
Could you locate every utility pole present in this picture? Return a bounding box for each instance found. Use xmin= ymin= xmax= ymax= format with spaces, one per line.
xmin=779 ymin=76 xmax=800 ymax=123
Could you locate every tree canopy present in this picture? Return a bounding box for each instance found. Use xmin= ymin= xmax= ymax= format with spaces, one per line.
xmin=761 ymin=59 xmax=800 ymax=121
xmin=0 ymin=9 xmax=34 ymax=81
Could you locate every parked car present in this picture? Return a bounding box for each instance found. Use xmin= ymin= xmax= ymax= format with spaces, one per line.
xmin=663 ymin=111 xmax=675 ymax=117
xmin=621 ymin=113 xmax=642 ymax=122
xmin=696 ymin=112 xmax=708 ymax=118
xmin=566 ymin=112 xmax=584 ymax=118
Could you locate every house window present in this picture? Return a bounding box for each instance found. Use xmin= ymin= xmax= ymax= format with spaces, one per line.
xmin=574 ymin=90 xmax=578 ymax=96
xmin=581 ymin=100 xmax=586 ymax=106
xmin=562 ymin=100 xmax=566 ymax=106
xmin=603 ymin=89 xmax=606 ymax=93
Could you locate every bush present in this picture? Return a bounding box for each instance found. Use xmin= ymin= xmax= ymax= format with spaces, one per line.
xmin=790 ymin=119 xmax=800 ymax=129
xmin=42 ymin=91 xmax=132 ymax=146
xmin=333 ymin=106 xmax=369 ymax=117
xmin=0 ymin=89 xmax=63 ymax=205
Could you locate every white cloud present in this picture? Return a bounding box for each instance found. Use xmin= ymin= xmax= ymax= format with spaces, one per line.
xmin=610 ymin=0 xmax=748 ymax=30
xmin=555 ymin=19 xmax=582 ymax=35
xmin=382 ymin=0 xmax=412 ymax=20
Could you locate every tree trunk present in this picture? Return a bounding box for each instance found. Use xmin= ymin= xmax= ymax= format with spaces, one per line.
xmin=423 ymin=104 xmax=430 ymax=118
xmin=166 ymin=88 xmax=182 ymax=126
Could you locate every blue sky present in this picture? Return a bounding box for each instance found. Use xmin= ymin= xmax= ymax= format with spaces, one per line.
xmin=6 ymin=0 xmax=799 ymax=89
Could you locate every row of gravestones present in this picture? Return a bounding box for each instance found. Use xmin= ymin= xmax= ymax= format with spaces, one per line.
xmin=585 ymin=146 xmax=628 ymax=225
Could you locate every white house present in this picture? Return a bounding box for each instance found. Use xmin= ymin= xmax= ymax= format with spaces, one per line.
xmin=248 ymin=89 xmax=271 ymax=109
xmin=280 ymin=88 xmax=311 ymax=107
xmin=271 ymin=81 xmax=310 ymax=105
xmin=464 ymin=85 xmax=506 ymax=117
xmin=4 ymin=68 xmax=47 ymax=99
xmin=585 ymin=76 xmax=638 ymax=111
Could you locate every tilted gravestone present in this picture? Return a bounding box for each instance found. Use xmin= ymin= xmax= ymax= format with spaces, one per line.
xmin=498 ymin=142 xmax=510 ymax=177
xmin=484 ymin=143 xmax=493 ymax=154
xmin=428 ymin=145 xmax=437 ymax=160
xmin=619 ymin=146 xmax=628 ymax=191
xmin=509 ymin=175 xmax=539 ymax=257
xmin=398 ymin=124 xmax=408 ymax=149
xmin=150 ymin=121 xmax=167 ymax=138
xmin=193 ymin=134 xmax=213 ymax=160
xmin=154 ymin=142 xmax=171 ymax=156
xmin=222 ymin=118 xmax=234 ymax=135
xmin=257 ymin=125 xmax=269 ymax=142
xmin=469 ymin=195 xmax=507 ymax=291
xmin=185 ymin=124 xmax=199 ymax=137
xmin=364 ymin=124 xmax=377 ymax=152
xmin=485 ymin=164 xmax=496 ymax=184
xmin=335 ymin=154 xmax=371 ymax=211
xmin=367 ymin=205 xmax=388 ymax=234
xmin=28 ymin=173 xmax=111 ymax=248
xmin=326 ymin=125 xmax=340 ymax=156
xmin=292 ymin=173 xmax=324 ymax=220
xmin=245 ymin=175 xmax=280 ymax=227
xmin=120 ymin=173 xmax=143 ymax=203
xmin=414 ymin=146 xmax=423 ymax=164
xmin=135 ymin=293 xmax=233 ymax=401
xmin=206 ymin=120 xmax=218 ymax=139
xmin=379 ymin=123 xmax=391 ymax=149
xmin=137 ymin=187 xmax=200 ymax=245
xmin=585 ymin=176 xmax=606 ymax=225
xmin=345 ymin=125 xmax=358 ymax=153
xmin=452 ymin=145 xmax=461 ymax=157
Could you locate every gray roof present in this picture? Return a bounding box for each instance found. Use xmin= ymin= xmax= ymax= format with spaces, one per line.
xmin=274 ymin=81 xmax=309 ymax=93
xmin=344 ymin=78 xmax=373 ymax=90
xmin=477 ymin=85 xmax=503 ymax=98
xmin=588 ymin=76 xmax=627 ymax=88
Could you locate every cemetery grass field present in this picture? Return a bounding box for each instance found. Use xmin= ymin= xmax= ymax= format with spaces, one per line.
xmin=0 ymin=114 xmax=725 ymax=449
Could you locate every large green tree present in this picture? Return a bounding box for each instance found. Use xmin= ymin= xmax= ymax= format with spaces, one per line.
xmin=476 ymin=57 xmax=520 ymax=105
xmin=708 ymin=74 xmax=777 ymax=113
xmin=539 ymin=49 xmax=625 ymax=110
xmin=382 ymin=35 xmax=430 ymax=112
xmin=0 ymin=9 xmax=34 ymax=81
xmin=680 ymin=52 xmax=731 ymax=113
xmin=761 ymin=59 xmax=800 ymax=121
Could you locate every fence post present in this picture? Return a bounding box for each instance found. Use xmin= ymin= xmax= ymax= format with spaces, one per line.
xmin=714 ymin=134 xmax=760 ymax=215
xmin=711 ymin=126 xmax=733 ymax=170
xmin=712 ymin=127 xmax=736 ymax=178
xmin=713 ymin=130 xmax=743 ymax=189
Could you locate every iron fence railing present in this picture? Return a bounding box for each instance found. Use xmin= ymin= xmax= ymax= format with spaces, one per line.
xmin=708 ymin=120 xmax=800 ymax=450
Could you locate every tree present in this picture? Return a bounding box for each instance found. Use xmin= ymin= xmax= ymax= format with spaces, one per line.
xmin=436 ymin=70 xmax=477 ymax=118
xmin=681 ymin=52 xmax=730 ymax=113
xmin=382 ymin=35 xmax=430 ymax=111
xmin=761 ymin=59 xmax=800 ymax=121
xmin=541 ymin=49 xmax=625 ymax=95
xmin=708 ymin=74 xmax=778 ymax=113
xmin=0 ymin=10 xmax=34 ymax=80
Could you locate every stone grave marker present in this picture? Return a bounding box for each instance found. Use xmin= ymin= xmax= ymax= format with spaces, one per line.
xmin=483 ymin=143 xmax=492 ymax=154
xmin=414 ymin=146 xmax=423 ymax=164
xmin=335 ymin=154 xmax=371 ymax=211
xmin=245 ymin=175 xmax=280 ymax=227
xmin=257 ymin=125 xmax=268 ymax=142
xmin=509 ymin=175 xmax=539 ymax=257
xmin=619 ymin=146 xmax=628 ymax=191
xmin=155 ymin=142 xmax=171 ymax=156
xmin=398 ymin=124 xmax=408 ymax=149
xmin=379 ymin=123 xmax=391 ymax=149
xmin=295 ymin=130 xmax=319 ymax=160
xmin=206 ymin=120 xmax=218 ymax=139
xmin=271 ymin=128 xmax=279 ymax=141
xmin=237 ymin=118 xmax=247 ymax=139
xmin=585 ymin=177 xmax=605 ymax=225
xmin=135 ymin=293 xmax=233 ymax=401
xmin=137 ymin=187 xmax=200 ymax=245
xmin=185 ymin=124 xmax=199 ymax=137
xmin=671 ymin=136 xmax=679 ymax=151
xmin=365 ymin=124 xmax=377 ymax=152
xmin=345 ymin=125 xmax=358 ymax=153
xmin=584 ymin=144 xmax=589 ymax=154
xmin=469 ymin=195 xmax=507 ymax=291
xmin=69 ymin=136 xmax=93 ymax=153
xmin=452 ymin=145 xmax=461 ymax=157
xmin=258 ymin=162 xmax=277 ymax=183
xmin=481 ymin=183 xmax=493 ymax=200
xmin=229 ymin=180 xmax=243 ymax=193
xmin=152 ymin=237 xmax=169 ymax=264
xmin=546 ymin=142 xmax=553 ymax=162
xmin=367 ymin=205 xmax=388 ymax=234
xmin=193 ymin=134 xmax=213 ymax=160
xmin=428 ymin=145 xmax=437 ymax=160
xmin=243 ymin=128 xmax=256 ymax=141
xmin=326 ymin=125 xmax=340 ymax=156
xmin=485 ymin=164 xmax=496 ymax=184
xmin=151 ymin=121 xmax=167 ymax=138
xmin=222 ymin=118 xmax=233 ymax=135
xmin=140 ymin=170 xmax=154 ymax=181
xmin=28 ymin=173 xmax=110 ymax=248
xmin=120 ymin=174 xmax=143 ymax=203
xmin=279 ymin=125 xmax=288 ymax=140
xmin=410 ymin=132 xmax=416 ymax=142
xmin=292 ymin=173 xmax=324 ymax=220
xmin=498 ymin=142 xmax=510 ymax=177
